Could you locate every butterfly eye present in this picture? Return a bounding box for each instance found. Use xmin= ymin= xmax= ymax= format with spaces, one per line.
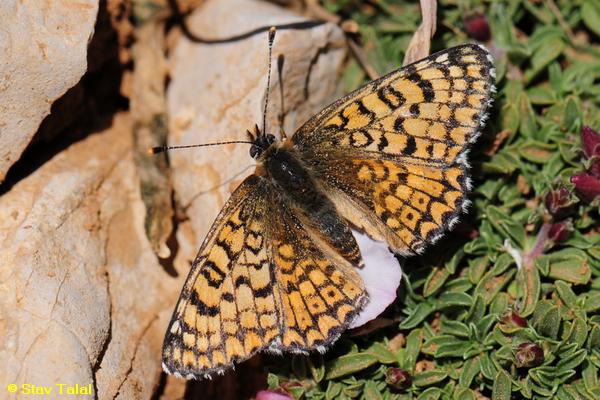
xmin=250 ymin=144 xmax=260 ymax=158
xmin=266 ymin=134 xmax=276 ymax=144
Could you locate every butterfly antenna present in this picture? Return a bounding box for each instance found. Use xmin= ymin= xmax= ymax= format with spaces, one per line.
xmin=148 ymin=140 xmax=253 ymax=155
xmin=277 ymin=54 xmax=287 ymax=140
xmin=262 ymin=26 xmax=277 ymax=136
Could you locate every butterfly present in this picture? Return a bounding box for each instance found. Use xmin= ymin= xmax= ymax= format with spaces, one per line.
xmin=161 ymin=41 xmax=495 ymax=379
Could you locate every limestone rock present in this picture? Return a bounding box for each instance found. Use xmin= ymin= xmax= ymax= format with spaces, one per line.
xmin=167 ymin=0 xmax=347 ymax=265
xmin=0 ymin=114 xmax=183 ymax=399
xmin=0 ymin=0 xmax=99 ymax=182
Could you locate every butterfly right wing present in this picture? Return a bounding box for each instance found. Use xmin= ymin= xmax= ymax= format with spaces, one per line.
xmin=162 ymin=174 xmax=280 ymax=378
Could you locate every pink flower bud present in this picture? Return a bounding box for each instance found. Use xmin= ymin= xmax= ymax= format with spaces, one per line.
xmin=385 ymin=368 xmax=412 ymax=391
xmin=515 ymin=343 xmax=544 ymax=368
xmin=589 ymin=160 xmax=600 ymax=178
xmin=544 ymin=186 xmax=572 ymax=218
xmin=581 ymin=126 xmax=600 ymax=159
xmin=502 ymin=310 xmax=527 ymax=328
xmin=464 ymin=14 xmax=492 ymax=42
xmin=547 ymin=221 xmax=572 ymax=243
xmin=570 ymin=172 xmax=600 ymax=203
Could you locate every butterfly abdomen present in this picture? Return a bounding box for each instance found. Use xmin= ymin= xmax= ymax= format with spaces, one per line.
xmin=261 ymin=146 xmax=362 ymax=267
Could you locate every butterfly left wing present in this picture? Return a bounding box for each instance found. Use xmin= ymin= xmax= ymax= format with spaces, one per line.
xmin=292 ymin=44 xmax=495 ymax=165
xmin=291 ymin=45 xmax=495 ymax=255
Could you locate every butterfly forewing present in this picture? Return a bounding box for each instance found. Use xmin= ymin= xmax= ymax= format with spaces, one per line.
xmin=293 ymin=44 xmax=494 ymax=165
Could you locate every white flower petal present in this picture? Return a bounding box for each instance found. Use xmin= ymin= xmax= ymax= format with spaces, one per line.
xmin=349 ymin=230 xmax=402 ymax=328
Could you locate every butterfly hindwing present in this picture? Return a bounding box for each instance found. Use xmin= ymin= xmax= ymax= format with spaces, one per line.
xmin=301 ymin=150 xmax=467 ymax=254
xmin=292 ymin=44 xmax=494 ymax=255
xmin=268 ymin=192 xmax=367 ymax=351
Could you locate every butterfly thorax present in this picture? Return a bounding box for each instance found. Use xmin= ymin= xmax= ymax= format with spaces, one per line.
xmin=254 ymin=139 xmax=363 ymax=268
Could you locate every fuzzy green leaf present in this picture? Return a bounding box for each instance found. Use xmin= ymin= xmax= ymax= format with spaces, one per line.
xmin=324 ymin=353 xmax=378 ymax=379
xmin=492 ymin=369 xmax=512 ymax=400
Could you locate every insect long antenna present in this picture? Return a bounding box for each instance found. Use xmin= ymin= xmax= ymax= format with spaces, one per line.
xmin=277 ymin=54 xmax=287 ymax=140
xmin=149 ymin=141 xmax=253 ymax=155
xmin=262 ymin=26 xmax=277 ymax=137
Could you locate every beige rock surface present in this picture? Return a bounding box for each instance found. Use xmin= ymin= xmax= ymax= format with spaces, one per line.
xmin=167 ymin=0 xmax=348 ymax=263
xmin=0 ymin=0 xmax=99 ymax=182
xmin=0 ymin=114 xmax=183 ymax=399
xmin=0 ymin=0 xmax=348 ymax=398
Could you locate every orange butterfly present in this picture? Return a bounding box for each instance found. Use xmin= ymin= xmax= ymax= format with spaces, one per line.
xmin=161 ymin=31 xmax=495 ymax=378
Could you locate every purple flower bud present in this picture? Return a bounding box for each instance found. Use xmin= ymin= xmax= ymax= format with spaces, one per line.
xmin=589 ymin=159 xmax=600 ymax=178
xmin=544 ymin=186 xmax=572 ymax=218
xmin=515 ymin=343 xmax=544 ymax=368
xmin=547 ymin=220 xmax=572 ymax=243
xmin=385 ymin=368 xmax=412 ymax=391
xmin=255 ymin=390 xmax=293 ymax=400
xmin=581 ymin=126 xmax=600 ymax=159
xmin=464 ymin=14 xmax=492 ymax=42
xmin=570 ymin=172 xmax=600 ymax=203
xmin=502 ymin=310 xmax=527 ymax=328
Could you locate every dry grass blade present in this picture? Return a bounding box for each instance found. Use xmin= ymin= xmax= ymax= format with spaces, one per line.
xmin=403 ymin=0 xmax=437 ymax=66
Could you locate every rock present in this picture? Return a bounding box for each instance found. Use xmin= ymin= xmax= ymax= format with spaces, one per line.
xmin=0 ymin=113 xmax=183 ymax=399
xmin=167 ymin=0 xmax=347 ymax=265
xmin=0 ymin=0 xmax=99 ymax=183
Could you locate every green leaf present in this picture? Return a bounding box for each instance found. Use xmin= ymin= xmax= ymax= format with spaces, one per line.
xmin=556 ymin=280 xmax=579 ymax=308
xmin=492 ymin=369 xmax=513 ymax=400
xmin=563 ymin=96 xmax=582 ymax=131
xmin=520 ymin=265 xmax=541 ymax=316
xmin=584 ymin=293 xmax=600 ymax=312
xmin=325 ymin=381 xmax=343 ymax=400
xmin=536 ymin=304 xmax=561 ymax=339
xmin=412 ymin=370 xmax=448 ymax=387
xmin=480 ymin=352 xmax=498 ymax=380
xmin=403 ymin=329 xmax=423 ymax=370
xmin=548 ymin=260 xmax=592 ymax=285
xmin=582 ymin=361 xmax=598 ymax=393
xmin=364 ymin=342 xmax=396 ymax=364
xmin=399 ymin=301 xmax=436 ymax=329
xmin=556 ymin=348 xmax=588 ymax=372
xmin=582 ymin=0 xmax=600 ymax=37
xmin=483 ymin=151 xmax=520 ymax=174
xmin=588 ymin=324 xmax=600 ymax=350
xmin=267 ymin=373 xmax=279 ymax=389
xmin=417 ymin=387 xmax=442 ymax=400
xmin=459 ymin=356 xmax=481 ymax=388
xmin=438 ymin=292 xmax=473 ymax=308
xmin=423 ymin=267 xmax=450 ymax=297
xmin=518 ymin=141 xmax=555 ymax=164
xmin=453 ymin=387 xmax=477 ymax=400
xmin=435 ymin=340 xmax=474 ymax=358
xmin=363 ymin=381 xmax=383 ymax=400
xmin=486 ymin=206 xmax=526 ymax=248
xmin=565 ymin=318 xmax=589 ymax=348
xmin=324 ymin=353 xmax=378 ymax=379
xmin=527 ymin=85 xmax=557 ymax=105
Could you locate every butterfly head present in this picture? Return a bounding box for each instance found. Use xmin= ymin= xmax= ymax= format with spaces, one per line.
xmin=247 ymin=124 xmax=278 ymax=159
